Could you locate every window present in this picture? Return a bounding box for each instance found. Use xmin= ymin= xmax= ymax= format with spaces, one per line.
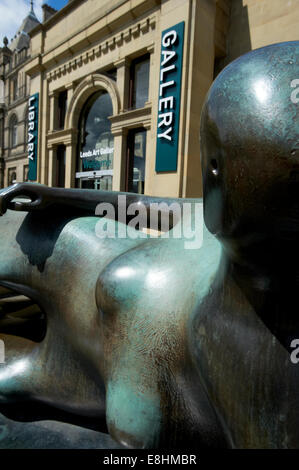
xmin=56 ymin=145 xmax=66 ymax=188
xmin=77 ymin=90 xmax=114 ymax=191
xmin=23 ymin=165 xmax=29 ymax=182
xmin=57 ymin=90 xmax=67 ymax=130
xmin=8 ymin=168 xmax=17 ymax=186
xmin=10 ymin=77 xmax=18 ymax=102
xmin=126 ymin=128 xmax=147 ymax=194
xmin=129 ymin=55 xmax=150 ymax=109
xmin=10 ymin=115 xmax=18 ymax=148
xmin=13 ymin=78 xmax=18 ymax=101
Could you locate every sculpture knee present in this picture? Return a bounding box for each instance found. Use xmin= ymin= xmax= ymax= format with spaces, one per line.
xmin=106 ymin=377 xmax=162 ymax=449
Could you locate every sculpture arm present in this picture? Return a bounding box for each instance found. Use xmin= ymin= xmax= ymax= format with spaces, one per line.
xmin=0 ymin=183 xmax=197 ymax=226
xmin=0 ymin=183 xmax=145 ymax=215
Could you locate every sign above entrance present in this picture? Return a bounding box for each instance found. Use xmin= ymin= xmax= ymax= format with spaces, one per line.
xmin=80 ymin=147 xmax=114 ymax=159
xmin=27 ymin=93 xmax=39 ymax=181
xmin=155 ymin=21 xmax=185 ymax=172
xmin=75 ymin=170 xmax=113 ymax=179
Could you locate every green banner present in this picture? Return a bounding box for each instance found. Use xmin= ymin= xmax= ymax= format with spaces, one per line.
xmin=28 ymin=93 xmax=39 ymax=181
xmin=155 ymin=21 xmax=185 ymax=172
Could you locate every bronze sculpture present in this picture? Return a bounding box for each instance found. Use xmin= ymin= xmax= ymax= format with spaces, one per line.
xmin=0 ymin=41 xmax=299 ymax=448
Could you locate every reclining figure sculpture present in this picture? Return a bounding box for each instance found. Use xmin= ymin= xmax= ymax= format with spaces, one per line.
xmin=0 ymin=41 xmax=298 ymax=449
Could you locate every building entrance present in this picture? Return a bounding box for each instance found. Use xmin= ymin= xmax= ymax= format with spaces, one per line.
xmin=76 ymin=169 xmax=113 ymax=190
xmin=77 ymin=89 xmax=114 ymax=190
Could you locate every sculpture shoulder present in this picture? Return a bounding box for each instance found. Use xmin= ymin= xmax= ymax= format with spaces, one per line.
xmin=96 ymin=228 xmax=222 ymax=319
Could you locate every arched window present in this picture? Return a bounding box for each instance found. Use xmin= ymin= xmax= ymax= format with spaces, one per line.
xmin=9 ymin=114 xmax=18 ymax=148
xmin=76 ymin=90 xmax=114 ymax=190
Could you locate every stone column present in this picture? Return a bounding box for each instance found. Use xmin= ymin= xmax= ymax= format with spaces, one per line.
xmin=65 ymin=142 xmax=76 ymax=188
xmin=65 ymin=82 xmax=75 ymax=128
xmin=114 ymin=57 xmax=130 ymax=112
xmin=143 ymin=122 xmax=152 ymax=196
xmin=145 ymin=44 xmax=155 ymax=107
xmin=48 ymin=146 xmax=56 ymax=187
xmin=49 ymin=91 xmax=58 ymax=131
xmin=112 ymin=128 xmax=127 ymax=192
xmin=65 ymin=82 xmax=75 ymax=104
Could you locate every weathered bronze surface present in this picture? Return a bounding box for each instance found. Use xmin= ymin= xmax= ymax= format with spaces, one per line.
xmin=0 ymin=41 xmax=298 ymax=448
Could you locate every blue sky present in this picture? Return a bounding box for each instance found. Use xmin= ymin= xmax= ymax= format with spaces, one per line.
xmin=0 ymin=1 xmax=68 ymax=45
xmin=45 ymin=0 xmax=68 ymax=10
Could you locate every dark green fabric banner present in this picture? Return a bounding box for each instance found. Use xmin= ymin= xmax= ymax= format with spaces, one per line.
xmin=155 ymin=21 xmax=185 ymax=172
xmin=28 ymin=93 xmax=39 ymax=181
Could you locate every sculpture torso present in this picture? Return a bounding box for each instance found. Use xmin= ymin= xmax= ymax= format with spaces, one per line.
xmin=1 ymin=204 xmax=299 ymax=448
xmin=0 ymin=203 xmax=227 ymax=448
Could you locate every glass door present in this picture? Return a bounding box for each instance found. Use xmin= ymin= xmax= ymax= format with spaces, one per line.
xmin=126 ymin=128 xmax=147 ymax=194
xmin=79 ymin=176 xmax=112 ymax=190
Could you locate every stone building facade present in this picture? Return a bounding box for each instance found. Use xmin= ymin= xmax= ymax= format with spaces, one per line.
xmin=25 ymin=0 xmax=232 ymax=197
xmin=3 ymin=0 xmax=299 ymax=197
xmin=0 ymin=3 xmax=58 ymax=189
xmin=0 ymin=5 xmax=40 ymax=188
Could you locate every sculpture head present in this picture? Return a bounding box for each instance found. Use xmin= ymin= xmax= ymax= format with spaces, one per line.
xmin=200 ymin=41 xmax=299 ymax=260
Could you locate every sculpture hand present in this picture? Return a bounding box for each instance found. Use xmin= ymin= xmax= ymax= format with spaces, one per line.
xmin=0 ymin=183 xmax=51 ymax=216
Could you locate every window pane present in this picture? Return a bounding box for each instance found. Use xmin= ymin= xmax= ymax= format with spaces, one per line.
xmin=80 ymin=176 xmax=112 ymax=191
xmin=78 ymin=91 xmax=114 ymax=175
xmin=57 ymin=145 xmax=66 ymax=187
xmin=8 ymin=168 xmax=17 ymax=185
xmin=23 ymin=165 xmax=29 ymax=182
xmin=10 ymin=117 xmax=18 ymax=147
xmin=13 ymin=124 xmax=17 ymax=146
xmin=132 ymin=57 xmax=149 ymax=109
xmin=13 ymin=78 xmax=18 ymax=101
xmin=127 ymin=129 xmax=146 ymax=194
xmin=58 ymin=90 xmax=67 ymax=130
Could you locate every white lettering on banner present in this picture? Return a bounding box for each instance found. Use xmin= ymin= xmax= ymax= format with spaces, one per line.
xmin=157 ymin=30 xmax=179 ymax=142
xmin=162 ymin=30 xmax=177 ymax=47
xmin=160 ymin=64 xmax=176 ymax=82
xmin=159 ymin=80 xmax=175 ymax=97
xmin=157 ymin=127 xmax=173 ymax=141
xmin=28 ymin=96 xmax=35 ymax=107
xmin=28 ymin=95 xmax=36 ymax=163
xmin=158 ymin=112 xmax=173 ymax=128
xmin=159 ymin=96 xmax=174 ymax=112
xmin=161 ymin=50 xmax=176 ymax=67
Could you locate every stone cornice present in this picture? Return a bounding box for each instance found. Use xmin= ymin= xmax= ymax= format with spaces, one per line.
xmin=110 ymin=104 xmax=152 ymax=135
xmin=4 ymin=152 xmax=28 ymax=162
xmin=46 ymin=128 xmax=78 ymax=148
xmin=24 ymin=55 xmax=44 ymax=77
xmin=43 ymin=14 xmax=156 ymax=83
xmin=3 ymin=56 xmax=31 ymax=79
